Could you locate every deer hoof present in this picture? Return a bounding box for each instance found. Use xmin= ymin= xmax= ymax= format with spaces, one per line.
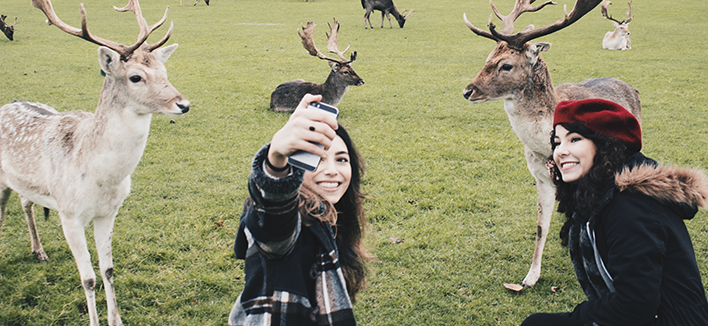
xmin=34 ymin=249 xmax=49 ymax=262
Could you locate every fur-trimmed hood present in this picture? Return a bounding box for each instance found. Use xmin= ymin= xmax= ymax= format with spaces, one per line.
xmin=615 ymin=163 xmax=708 ymax=211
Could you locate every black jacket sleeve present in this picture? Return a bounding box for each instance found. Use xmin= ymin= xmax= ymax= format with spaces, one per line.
xmin=236 ymin=144 xmax=306 ymax=259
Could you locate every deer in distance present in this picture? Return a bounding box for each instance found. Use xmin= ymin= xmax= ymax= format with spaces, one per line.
xmin=362 ymin=0 xmax=413 ymax=29
xmin=462 ymin=0 xmax=641 ymax=290
xmin=601 ymin=0 xmax=633 ymax=50
xmin=0 ymin=15 xmax=17 ymax=40
xmin=180 ymin=0 xmax=209 ymax=6
xmin=0 ymin=0 xmax=189 ymax=325
xmin=270 ymin=18 xmax=364 ymax=112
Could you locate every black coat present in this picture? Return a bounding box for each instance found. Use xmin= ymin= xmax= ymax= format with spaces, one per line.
xmin=228 ymin=145 xmax=356 ymax=326
xmin=568 ymin=155 xmax=708 ymax=326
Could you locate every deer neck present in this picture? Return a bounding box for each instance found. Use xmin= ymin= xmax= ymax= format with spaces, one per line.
xmin=321 ymin=70 xmax=349 ymax=103
xmin=503 ymin=57 xmax=558 ymax=156
xmin=88 ymin=77 xmax=153 ymax=184
xmin=390 ymin=6 xmax=401 ymax=19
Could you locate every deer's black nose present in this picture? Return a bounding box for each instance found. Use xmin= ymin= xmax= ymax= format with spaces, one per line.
xmin=177 ymin=103 xmax=190 ymax=114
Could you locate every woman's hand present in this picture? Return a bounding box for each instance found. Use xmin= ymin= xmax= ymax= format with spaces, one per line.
xmin=267 ymin=94 xmax=338 ymax=175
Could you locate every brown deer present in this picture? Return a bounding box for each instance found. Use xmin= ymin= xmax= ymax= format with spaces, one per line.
xmin=601 ymin=0 xmax=632 ymax=50
xmin=462 ymin=0 xmax=641 ymax=289
xmin=0 ymin=15 xmax=17 ymax=40
xmin=270 ymin=18 xmax=364 ymax=112
xmin=0 ymin=0 xmax=189 ymax=325
xmin=362 ymin=0 xmax=413 ymax=29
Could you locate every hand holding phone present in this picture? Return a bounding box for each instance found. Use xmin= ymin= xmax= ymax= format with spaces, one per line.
xmin=288 ymin=102 xmax=339 ymax=172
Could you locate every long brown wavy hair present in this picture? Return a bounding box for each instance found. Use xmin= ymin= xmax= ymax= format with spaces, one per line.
xmin=298 ymin=125 xmax=370 ymax=302
xmin=548 ymin=122 xmax=628 ymax=246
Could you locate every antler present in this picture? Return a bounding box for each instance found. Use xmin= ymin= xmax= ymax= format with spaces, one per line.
xmin=31 ymin=0 xmax=172 ymax=60
xmin=464 ymin=0 xmax=603 ymax=50
xmin=601 ymin=0 xmax=632 ymax=25
xmin=299 ymin=18 xmax=355 ymax=65
xmin=0 ymin=15 xmax=18 ymax=28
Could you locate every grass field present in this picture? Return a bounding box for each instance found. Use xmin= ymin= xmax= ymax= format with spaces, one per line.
xmin=0 ymin=0 xmax=707 ymax=325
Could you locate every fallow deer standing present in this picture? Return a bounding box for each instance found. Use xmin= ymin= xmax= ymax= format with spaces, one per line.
xmin=270 ymin=18 xmax=364 ymax=112
xmin=362 ymin=0 xmax=413 ymax=29
xmin=462 ymin=0 xmax=641 ymax=289
xmin=601 ymin=0 xmax=632 ymax=50
xmin=0 ymin=15 xmax=17 ymax=41
xmin=0 ymin=0 xmax=189 ymax=325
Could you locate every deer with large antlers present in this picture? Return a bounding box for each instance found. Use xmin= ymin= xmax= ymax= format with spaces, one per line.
xmin=0 ymin=0 xmax=189 ymax=325
xmin=362 ymin=0 xmax=414 ymax=29
xmin=270 ymin=18 xmax=364 ymax=113
xmin=462 ymin=0 xmax=641 ymax=289
xmin=601 ymin=0 xmax=632 ymax=50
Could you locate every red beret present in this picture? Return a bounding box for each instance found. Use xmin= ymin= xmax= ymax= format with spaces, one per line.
xmin=554 ymin=99 xmax=642 ymax=153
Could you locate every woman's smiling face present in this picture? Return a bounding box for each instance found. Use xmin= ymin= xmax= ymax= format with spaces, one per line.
xmin=553 ymin=125 xmax=597 ymax=183
xmin=303 ymin=135 xmax=351 ymax=204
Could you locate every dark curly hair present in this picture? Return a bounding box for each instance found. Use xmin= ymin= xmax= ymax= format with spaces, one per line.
xmin=299 ymin=125 xmax=370 ymax=302
xmin=548 ymin=122 xmax=629 ymax=246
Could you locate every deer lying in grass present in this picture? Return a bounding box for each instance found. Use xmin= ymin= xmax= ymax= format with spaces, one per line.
xmin=0 ymin=0 xmax=189 ymax=325
xmin=270 ymin=18 xmax=364 ymax=112
xmin=362 ymin=0 xmax=413 ymax=29
xmin=462 ymin=0 xmax=641 ymax=289
xmin=0 ymin=15 xmax=17 ymax=40
xmin=601 ymin=0 xmax=632 ymax=50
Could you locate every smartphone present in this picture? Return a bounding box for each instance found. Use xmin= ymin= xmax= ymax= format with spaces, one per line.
xmin=288 ymin=102 xmax=339 ymax=172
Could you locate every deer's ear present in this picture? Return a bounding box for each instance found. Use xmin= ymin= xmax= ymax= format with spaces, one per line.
xmin=328 ymin=61 xmax=339 ymax=71
xmin=153 ymin=44 xmax=179 ymax=64
xmin=526 ymin=42 xmax=551 ymax=65
xmin=98 ymin=47 xmax=122 ymax=76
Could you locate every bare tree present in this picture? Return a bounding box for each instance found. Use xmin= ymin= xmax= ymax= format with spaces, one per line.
xmin=270 ymin=18 xmax=364 ymax=112
xmin=0 ymin=0 xmax=189 ymax=325
xmin=462 ymin=0 xmax=641 ymax=289
xmin=362 ymin=0 xmax=413 ymax=29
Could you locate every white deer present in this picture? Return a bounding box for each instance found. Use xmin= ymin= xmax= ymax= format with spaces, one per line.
xmin=462 ymin=0 xmax=641 ymax=289
xmin=0 ymin=0 xmax=189 ymax=325
xmin=601 ymin=0 xmax=633 ymax=50
xmin=270 ymin=19 xmax=364 ymax=112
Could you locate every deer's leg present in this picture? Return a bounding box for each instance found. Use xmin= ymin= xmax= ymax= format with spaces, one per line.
xmin=364 ymin=10 xmax=372 ymax=29
xmin=60 ymin=215 xmax=100 ymax=326
xmin=0 ymin=187 xmax=12 ymax=231
xmin=521 ymin=148 xmax=555 ymax=288
xmin=94 ymin=214 xmax=123 ymax=326
xmin=20 ymin=196 xmax=48 ymax=261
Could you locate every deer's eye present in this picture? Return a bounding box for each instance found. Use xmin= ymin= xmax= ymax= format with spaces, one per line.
xmin=501 ymin=64 xmax=513 ymax=71
xmin=129 ymin=75 xmax=142 ymax=83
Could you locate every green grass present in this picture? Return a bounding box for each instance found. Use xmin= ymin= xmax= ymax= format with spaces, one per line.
xmin=0 ymin=0 xmax=707 ymax=325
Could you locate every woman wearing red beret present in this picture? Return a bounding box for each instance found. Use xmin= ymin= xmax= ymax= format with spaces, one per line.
xmin=521 ymin=99 xmax=708 ymax=326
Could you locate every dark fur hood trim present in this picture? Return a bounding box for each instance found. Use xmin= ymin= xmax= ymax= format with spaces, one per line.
xmin=615 ymin=164 xmax=708 ymax=209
